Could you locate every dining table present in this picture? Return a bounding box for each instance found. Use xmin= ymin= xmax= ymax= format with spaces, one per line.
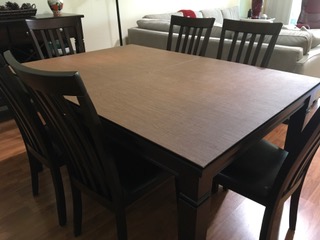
xmin=25 ymin=44 xmax=320 ymax=240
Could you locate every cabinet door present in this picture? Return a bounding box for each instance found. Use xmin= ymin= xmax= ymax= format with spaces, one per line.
xmin=0 ymin=24 xmax=10 ymax=48
xmin=7 ymin=21 xmax=31 ymax=46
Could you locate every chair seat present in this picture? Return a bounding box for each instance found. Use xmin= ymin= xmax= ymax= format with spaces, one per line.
xmin=112 ymin=143 xmax=170 ymax=202
xmin=215 ymin=139 xmax=288 ymax=204
xmin=44 ymin=125 xmax=65 ymax=167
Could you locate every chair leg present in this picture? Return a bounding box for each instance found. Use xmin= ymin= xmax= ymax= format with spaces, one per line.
xmin=289 ymin=184 xmax=303 ymax=230
xmin=27 ymin=152 xmax=41 ymax=196
xmin=211 ymin=182 xmax=228 ymax=193
xmin=260 ymin=204 xmax=284 ymax=240
xmin=35 ymin=159 xmax=43 ymax=172
xmin=115 ymin=208 xmax=128 ymax=240
xmin=212 ymin=182 xmax=219 ymax=193
xmin=50 ymin=168 xmax=66 ymax=226
xmin=71 ymin=185 xmax=82 ymax=236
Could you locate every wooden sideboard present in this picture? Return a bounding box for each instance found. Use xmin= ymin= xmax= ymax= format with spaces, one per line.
xmin=0 ymin=13 xmax=84 ymax=62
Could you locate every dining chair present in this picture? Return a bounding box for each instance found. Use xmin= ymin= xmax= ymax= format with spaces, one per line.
xmin=0 ymin=54 xmax=66 ymax=226
xmin=166 ymin=15 xmax=215 ymax=56
xmin=25 ymin=17 xmax=85 ymax=60
xmin=3 ymin=50 xmax=171 ymax=240
xmin=213 ymin=104 xmax=320 ymax=240
xmin=217 ymin=19 xmax=283 ymax=67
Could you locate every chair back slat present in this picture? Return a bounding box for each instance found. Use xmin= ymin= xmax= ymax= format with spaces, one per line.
xmin=167 ymin=15 xmax=215 ymax=56
xmin=251 ymin=34 xmax=265 ymax=65
xmin=217 ymin=19 xmax=283 ymax=67
xmin=235 ymin=32 xmax=246 ymax=62
xmin=26 ymin=17 xmax=85 ymax=60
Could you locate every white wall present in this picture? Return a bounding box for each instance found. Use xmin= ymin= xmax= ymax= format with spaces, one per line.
xmin=239 ymin=0 xmax=251 ymax=18
xmin=15 ymin=0 xmax=239 ymax=51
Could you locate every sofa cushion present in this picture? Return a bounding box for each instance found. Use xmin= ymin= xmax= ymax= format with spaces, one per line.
xmin=201 ymin=6 xmax=239 ymax=39
xmin=143 ymin=12 xmax=183 ymax=20
xmin=137 ymin=19 xmax=170 ymax=32
xmin=276 ymin=29 xmax=312 ymax=54
xmin=201 ymin=8 xmax=224 ymax=24
xmin=221 ymin=6 xmax=240 ymax=21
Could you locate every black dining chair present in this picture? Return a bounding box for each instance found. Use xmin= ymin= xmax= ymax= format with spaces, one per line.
xmin=3 ymin=50 xmax=171 ymax=240
xmin=25 ymin=17 xmax=85 ymax=59
xmin=217 ymin=19 xmax=283 ymax=67
xmin=0 ymin=54 xmax=66 ymax=226
xmin=167 ymin=15 xmax=215 ymax=56
xmin=213 ymin=104 xmax=320 ymax=240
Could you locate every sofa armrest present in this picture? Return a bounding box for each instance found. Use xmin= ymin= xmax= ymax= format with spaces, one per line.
xmin=296 ymin=45 xmax=320 ymax=77
xmin=269 ymin=45 xmax=303 ymax=72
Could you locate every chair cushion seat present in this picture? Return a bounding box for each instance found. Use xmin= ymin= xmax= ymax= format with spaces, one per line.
xmin=111 ymin=143 xmax=170 ymax=203
xmin=214 ymin=139 xmax=288 ymax=204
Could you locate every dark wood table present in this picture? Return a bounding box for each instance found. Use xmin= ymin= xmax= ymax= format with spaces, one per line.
xmin=25 ymin=45 xmax=320 ymax=239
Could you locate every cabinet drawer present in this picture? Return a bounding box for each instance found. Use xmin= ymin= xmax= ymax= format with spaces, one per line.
xmin=7 ymin=21 xmax=31 ymax=45
xmin=0 ymin=25 xmax=10 ymax=47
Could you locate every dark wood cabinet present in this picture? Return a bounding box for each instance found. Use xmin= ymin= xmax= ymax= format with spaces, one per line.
xmin=0 ymin=13 xmax=84 ymax=62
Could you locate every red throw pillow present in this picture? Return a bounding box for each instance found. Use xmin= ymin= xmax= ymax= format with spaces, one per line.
xmin=178 ymin=9 xmax=196 ymax=18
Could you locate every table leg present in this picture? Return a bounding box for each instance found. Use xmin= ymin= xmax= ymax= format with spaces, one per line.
xmin=176 ymin=174 xmax=212 ymax=240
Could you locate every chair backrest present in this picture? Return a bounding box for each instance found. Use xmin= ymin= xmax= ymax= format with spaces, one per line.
xmin=0 ymin=54 xmax=55 ymax=166
xmin=271 ymin=105 xmax=320 ymax=203
xmin=217 ymin=19 xmax=283 ymax=68
xmin=166 ymin=15 xmax=215 ymax=56
xmin=25 ymin=17 xmax=85 ymax=60
xmin=3 ymin=50 xmax=123 ymax=205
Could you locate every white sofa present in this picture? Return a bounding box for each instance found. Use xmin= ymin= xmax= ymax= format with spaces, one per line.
xmin=128 ymin=6 xmax=320 ymax=78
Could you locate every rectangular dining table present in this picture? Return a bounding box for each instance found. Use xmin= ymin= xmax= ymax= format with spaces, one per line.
xmin=25 ymin=44 xmax=320 ymax=239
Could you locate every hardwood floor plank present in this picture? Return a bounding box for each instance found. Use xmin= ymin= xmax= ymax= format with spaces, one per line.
xmin=0 ymin=119 xmax=25 ymax=162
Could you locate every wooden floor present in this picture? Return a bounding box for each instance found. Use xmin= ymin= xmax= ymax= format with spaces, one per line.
xmin=0 ymin=103 xmax=320 ymax=240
